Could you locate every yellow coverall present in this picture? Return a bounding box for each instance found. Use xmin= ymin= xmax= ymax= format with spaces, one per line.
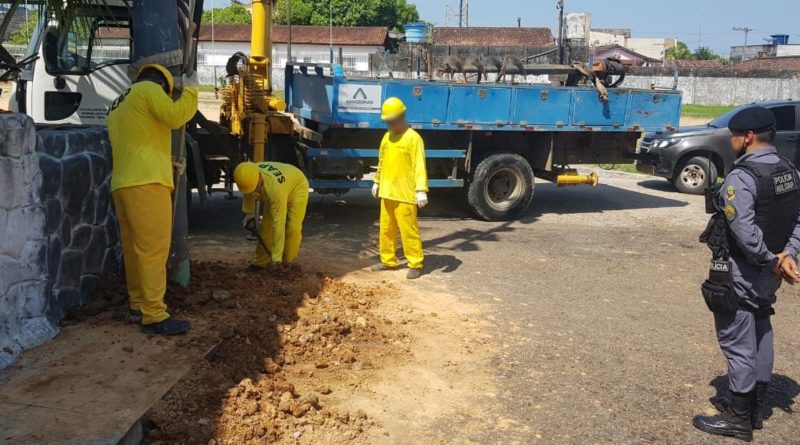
xmin=107 ymin=80 xmax=198 ymax=325
xmin=242 ymin=162 xmax=310 ymax=266
xmin=374 ymin=128 xmax=428 ymax=269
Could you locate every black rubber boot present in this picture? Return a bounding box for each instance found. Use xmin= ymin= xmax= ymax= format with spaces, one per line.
xmin=370 ymin=263 xmax=395 ymax=272
xmin=752 ymin=382 xmax=768 ymax=429
xmin=694 ymin=391 xmax=754 ymax=442
xmin=711 ymin=382 xmax=768 ymax=430
xmin=140 ymin=318 xmax=191 ymax=335
xmin=244 ymin=264 xmax=265 ymax=273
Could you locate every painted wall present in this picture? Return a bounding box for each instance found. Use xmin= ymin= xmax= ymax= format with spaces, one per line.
xmin=624 ymin=74 xmax=800 ymax=106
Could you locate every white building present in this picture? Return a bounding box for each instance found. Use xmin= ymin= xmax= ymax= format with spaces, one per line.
xmin=197 ymin=24 xmax=389 ymax=82
xmin=589 ymin=27 xmax=676 ymax=60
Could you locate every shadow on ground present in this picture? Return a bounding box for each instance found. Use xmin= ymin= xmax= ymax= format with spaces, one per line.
xmin=708 ymin=374 xmax=798 ymax=421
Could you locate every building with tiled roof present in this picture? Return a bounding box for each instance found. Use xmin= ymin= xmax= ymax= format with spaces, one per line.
xmin=197 ymin=24 xmax=390 ymax=72
xmin=432 ymin=27 xmax=554 ymax=47
xmin=733 ymin=56 xmax=800 ymax=72
xmin=659 ymin=59 xmax=724 ymax=69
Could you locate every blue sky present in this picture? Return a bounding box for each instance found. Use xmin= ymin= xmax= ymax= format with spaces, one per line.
xmin=206 ymin=0 xmax=800 ymax=56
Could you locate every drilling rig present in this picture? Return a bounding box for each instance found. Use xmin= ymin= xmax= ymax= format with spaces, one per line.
xmin=218 ymin=0 xmax=296 ymax=164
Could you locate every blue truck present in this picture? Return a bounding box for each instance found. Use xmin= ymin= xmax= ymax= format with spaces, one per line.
xmin=285 ymin=63 xmax=682 ymax=220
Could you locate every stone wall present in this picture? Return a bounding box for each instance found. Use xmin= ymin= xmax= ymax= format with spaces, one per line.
xmin=0 ymin=114 xmax=54 ymax=369
xmin=0 ymin=116 xmax=120 ymax=370
xmin=37 ymin=127 xmax=120 ymax=322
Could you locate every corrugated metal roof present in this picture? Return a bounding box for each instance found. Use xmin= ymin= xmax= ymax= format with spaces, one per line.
xmin=197 ymin=24 xmax=389 ymax=46
xmin=432 ymin=27 xmax=554 ymax=47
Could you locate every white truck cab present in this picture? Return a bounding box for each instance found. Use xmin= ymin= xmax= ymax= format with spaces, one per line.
xmin=2 ymin=1 xmax=131 ymax=126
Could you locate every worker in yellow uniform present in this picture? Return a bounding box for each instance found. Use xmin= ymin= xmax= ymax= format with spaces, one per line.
xmin=371 ymin=97 xmax=428 ymax=279
xmin=107 ymin=64 xmax=198 ymax=335
xmin=233 ymin=161 xmax=310 ymax=270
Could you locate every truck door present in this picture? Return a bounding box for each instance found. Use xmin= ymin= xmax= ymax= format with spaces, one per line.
xmin=769 ymin=104 xmax=799 ymax=164
xmin=29 ymin=10 xmax=130 ymax=125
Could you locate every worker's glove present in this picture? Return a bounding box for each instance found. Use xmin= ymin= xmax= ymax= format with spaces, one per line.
xmin=181 ymin=72 xmax=199 ymax=88
xmin=172 ymin=157 xmax=186 ymax=176
xmin=416 ymin=191 xmax=428 ymax=209
xmin=371 ymin=183 xmax=379 ymax=199
xmin=242 ymin=214 xmax=256 ymax=229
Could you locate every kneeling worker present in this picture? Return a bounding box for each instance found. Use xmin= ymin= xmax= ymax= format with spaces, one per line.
xmin=107 ymin=64 xmax=198 ymax=335
xmin=234 ymin=162 xmax=310 ymax=269
xmin=371 ymin=97 xmax=428 ymax=279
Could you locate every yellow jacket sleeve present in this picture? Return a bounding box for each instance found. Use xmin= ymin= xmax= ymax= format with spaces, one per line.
xmin=144 ymin=83 xmax=199 ymax=129
xmin=413 ymin=133 xmax=428 ymax=192
xmin=242 ymin=192 xmax=257 ymax=215
xmin=374 ymin=133 xmax=388 ymax=184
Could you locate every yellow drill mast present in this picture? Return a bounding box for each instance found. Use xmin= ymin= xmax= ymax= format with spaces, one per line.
xmin=220 ymin=0 xmax=292 ymax=163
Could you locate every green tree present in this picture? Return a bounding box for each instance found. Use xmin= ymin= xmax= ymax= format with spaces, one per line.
xmin=664 ymin=41 xmax=692 ymax=60
xmin=692 ymin=46 xmax=725 ymax=62
xmin=8 ymin=11 xmax=39 ymax=45
xmin=201 ymin=2 xmax=252 ymax=25
xmin=274 ymin=0 xmax=419 ymax=31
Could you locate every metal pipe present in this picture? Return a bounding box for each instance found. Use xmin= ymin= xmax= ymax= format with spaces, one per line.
xmin=557 ymin=0 xmax=565 ymax=64
xmin=287 ymin=0 xmax=292 ymax=62
xmin=556 ymin=170 xmax=598 ymax=187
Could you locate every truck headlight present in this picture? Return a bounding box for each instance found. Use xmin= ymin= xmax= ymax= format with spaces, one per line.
xmin=654 ymin=138 xmax=681 ymax=148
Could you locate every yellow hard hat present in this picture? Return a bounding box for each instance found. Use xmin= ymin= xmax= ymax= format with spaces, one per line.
xmin=381 ymin=97 xmax=407 ymax=122
xmin=234 ymin=162 xmax=261 ymax=194
xmin=138 ymin=63 xmax=174 ymax=95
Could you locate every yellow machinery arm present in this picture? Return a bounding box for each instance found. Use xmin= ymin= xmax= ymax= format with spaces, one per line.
xmin=220 ymin=0 xmax=292 ymax=163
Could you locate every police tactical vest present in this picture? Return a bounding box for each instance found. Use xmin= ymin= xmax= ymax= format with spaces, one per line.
xmin=730 ymin=156 xmax=800 ymax=255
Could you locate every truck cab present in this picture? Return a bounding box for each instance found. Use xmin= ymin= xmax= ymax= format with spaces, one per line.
xmin=3 ymin=1 xmax=131 ymax=125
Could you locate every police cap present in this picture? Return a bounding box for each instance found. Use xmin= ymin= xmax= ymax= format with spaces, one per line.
xmin=727 ymin=106 xmax=776 ymax=133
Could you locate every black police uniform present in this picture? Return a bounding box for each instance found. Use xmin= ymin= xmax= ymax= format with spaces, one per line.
xmin=694 ymin=107 xmax=800 ymax=441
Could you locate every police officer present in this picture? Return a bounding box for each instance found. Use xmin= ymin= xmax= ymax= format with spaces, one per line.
xmin=694 ymin=106 xmax=800 ymax=441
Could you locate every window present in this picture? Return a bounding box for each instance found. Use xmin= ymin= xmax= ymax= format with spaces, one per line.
xmin=49 ymin=13 xmax=130 ymax=74
xmin=770 ymin=105 xmax=797 ymax=131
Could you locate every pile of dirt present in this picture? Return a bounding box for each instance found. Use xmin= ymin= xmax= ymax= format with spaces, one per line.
xmin=103 ymin=261 xmax=409 ymax=444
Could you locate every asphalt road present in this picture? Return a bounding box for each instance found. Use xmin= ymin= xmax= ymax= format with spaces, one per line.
xmin=189 ymin=169 xmax=800 ymax=444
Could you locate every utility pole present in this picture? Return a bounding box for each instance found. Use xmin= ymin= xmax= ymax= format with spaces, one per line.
xmin=459 ymin=0 xmax=464 ymax=27
xmin=733 ymin=26 xmax=753 ymax=46
xmin=287 ymin=0 xmax=292 ymax=62
xmin=557 ymin=0 xmax=565 ymax=64
xmin=329 ymin=0 xmax=333 ymax=63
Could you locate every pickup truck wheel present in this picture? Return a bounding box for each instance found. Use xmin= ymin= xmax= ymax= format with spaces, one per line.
xmin=466 ymin=153 xmax=534 ymax=220
xmin=674 ymin=156 xmax=717 ymax=195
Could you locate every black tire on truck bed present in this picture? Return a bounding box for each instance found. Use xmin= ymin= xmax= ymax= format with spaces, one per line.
xmin=465 ymin=152 xmax=535 ymax=221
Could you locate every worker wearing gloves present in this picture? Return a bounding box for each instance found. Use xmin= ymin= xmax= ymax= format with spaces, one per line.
xmin=371 ymin=97 xmax=428 ymax=279
xmin=233 ymin=161 xmax=310 ymax=269
xmin=107 ymin=64 xmax=198 ymax=335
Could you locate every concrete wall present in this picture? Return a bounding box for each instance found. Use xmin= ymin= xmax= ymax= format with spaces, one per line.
xmin=624 ymin=74 xmax=800 ymax=106
xmin=0 ymin=115 xmax=120 ymax=370
xmin=0 ymin=114 xmax=55 ymax=369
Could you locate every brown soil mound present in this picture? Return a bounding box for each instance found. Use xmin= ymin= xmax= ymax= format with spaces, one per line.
xmin=98 ymin=261 xmax=408 ymax=444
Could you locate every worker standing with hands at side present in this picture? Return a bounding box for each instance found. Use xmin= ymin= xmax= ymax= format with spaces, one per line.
xmin=233 ymin=161 xmax=309 ymax=270
xmin=106 ymin=64 xmax=198 ymax=335
xmin=370 ymin=97 xmax=428 ymax=280
xmin=694 ymin=106 xmax=800 ymax=441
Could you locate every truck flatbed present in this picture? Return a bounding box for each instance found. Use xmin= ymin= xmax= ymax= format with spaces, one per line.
xmin=285 ymin=64 xmax=681 ymax=134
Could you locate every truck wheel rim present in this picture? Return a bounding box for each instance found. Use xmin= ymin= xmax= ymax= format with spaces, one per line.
xmin=485 ymin=168 xmax=524 ymax=211
xmin=680 ymin=164 xmax=705 ymax=189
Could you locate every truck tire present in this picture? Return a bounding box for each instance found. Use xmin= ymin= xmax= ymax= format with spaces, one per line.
xmin=465 ymin=153 xmax=534 ymax=220
xmin=674 ymin=156 xmax=717 ymax=195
